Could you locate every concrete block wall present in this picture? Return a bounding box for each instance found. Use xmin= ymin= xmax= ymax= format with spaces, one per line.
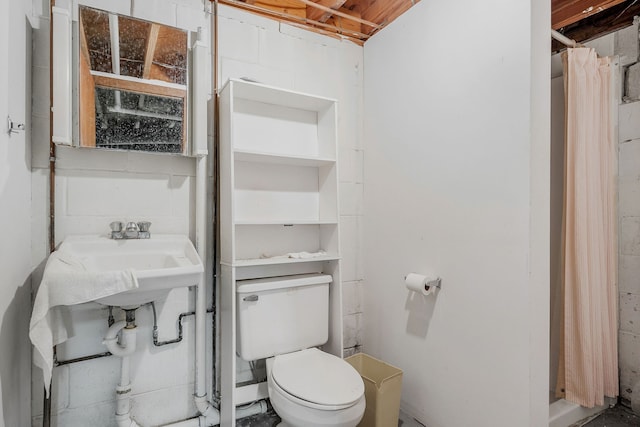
xmin=30 ymin=1 xmax=364 ymax=425
xmin=616 ymin=22 xmax=640 ymax=410
xmin=31 ymin=1 xmax=210 ymax=425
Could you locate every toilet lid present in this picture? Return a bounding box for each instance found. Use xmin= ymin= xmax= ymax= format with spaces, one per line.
xmin=271 ymin=348 xmax=364 ymax=407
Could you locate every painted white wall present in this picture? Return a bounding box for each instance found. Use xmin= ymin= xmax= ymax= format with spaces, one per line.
xmin=0 ymin=0 xmax=34 ymax=425
xmin=30 ymin=2 xmax=363 ymax=426
xmin=362 ymin=1 xmax=550 ymax=426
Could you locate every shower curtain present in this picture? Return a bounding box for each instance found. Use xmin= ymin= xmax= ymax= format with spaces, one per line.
xmin=555 ymin=48 xmax=618 ymax=408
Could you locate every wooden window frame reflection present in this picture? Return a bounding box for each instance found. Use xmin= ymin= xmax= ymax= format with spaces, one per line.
xmin=78 ymin=8 xmax=188 ymax=153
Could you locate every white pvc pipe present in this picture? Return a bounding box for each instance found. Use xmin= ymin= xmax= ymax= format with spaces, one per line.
xmin=192 ymin=23 xmax=217 ymax=425
xmin=101 ymin=323 xmax=141 ymax=426
xmin=551 ymin=29 xmax=579 ymax=48
xmin=173 ymin=12 xmax=268 ymax=427
xmin=116 ymin=356 xmax=137 ymax=427
xmin=161 ymin=400 xmax=269 ymax=427
xmin=103 ymin=321 xmax=137 ymax=358
xmin=194 ymin=156 xmax=216 ymax=426
xmin=120 ymin=356 xmax=130 ymax=390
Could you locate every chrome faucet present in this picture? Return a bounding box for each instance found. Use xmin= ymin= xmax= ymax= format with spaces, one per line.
xmin=124 ymin=222 xmax=139 ymax=239
xmin=109 ymin=221 xmax=151 ymax=239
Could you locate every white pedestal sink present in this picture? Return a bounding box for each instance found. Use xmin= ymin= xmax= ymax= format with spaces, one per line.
xmin=57 ymin=235 xmax=204 ymax=307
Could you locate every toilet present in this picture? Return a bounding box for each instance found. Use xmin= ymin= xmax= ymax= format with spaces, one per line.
xmin=236 ymin=273 xmax=366 ymax=427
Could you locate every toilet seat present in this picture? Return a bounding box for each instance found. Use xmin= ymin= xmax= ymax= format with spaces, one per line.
xmin=271 ymin=348 xmax=364 ymax=409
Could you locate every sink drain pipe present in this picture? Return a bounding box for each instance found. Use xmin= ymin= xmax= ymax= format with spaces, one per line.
xmin=103 ymin=312 xmax=141 ymax=427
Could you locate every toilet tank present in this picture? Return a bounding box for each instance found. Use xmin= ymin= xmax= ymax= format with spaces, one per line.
xmin=236 ymin=273 xmax=332 ymax=361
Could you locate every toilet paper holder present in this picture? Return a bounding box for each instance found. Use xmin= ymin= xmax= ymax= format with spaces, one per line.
xmin=404 ymin=273 xmax=442 ymax=291
xmin=404 ymin=275 xmax=442 ymax=289
xmin=426 ymin=277 xmax=442 ymax=289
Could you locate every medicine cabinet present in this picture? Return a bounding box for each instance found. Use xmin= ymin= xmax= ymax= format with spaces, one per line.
xmin=218 ymin=79 xmax=343 ymax=425
xmin=51 ymin=3 xmax=208 ymax=156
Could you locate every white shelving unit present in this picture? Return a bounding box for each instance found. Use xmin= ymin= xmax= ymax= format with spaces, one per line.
xmin=219 ymin=79 xmax=343 ymax=426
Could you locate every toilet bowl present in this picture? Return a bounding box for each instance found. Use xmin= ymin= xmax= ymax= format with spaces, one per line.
xmin=266 ymin=348 xmax=365 ymax=427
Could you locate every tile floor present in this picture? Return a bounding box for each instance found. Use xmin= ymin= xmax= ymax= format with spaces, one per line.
xmin=235 ymin=409 xmax=280 ymax=427
xmin=398 ymin=410 xmax=426 ymax=426
xmin=398 ymin=407 xmax=640 ymax=427
xmin=577 ymin=405 xmax=640 ymax=427
xmin=234 ymin=405 xmax=640 ymax=426
xmin=236 ymin=409 xmax=420 ymax=426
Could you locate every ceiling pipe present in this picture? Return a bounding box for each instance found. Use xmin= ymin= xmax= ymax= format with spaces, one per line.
xmin=551 ymin=29 xmax=583 ymax=48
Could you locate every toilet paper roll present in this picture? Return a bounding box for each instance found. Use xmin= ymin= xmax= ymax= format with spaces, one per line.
xmin=405 ymin=273 xmax=438 ymax=296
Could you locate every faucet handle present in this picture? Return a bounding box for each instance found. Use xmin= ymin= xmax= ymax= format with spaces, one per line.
xmin=109 ymin=221 xmax=123 ymax=232
xmin=137 ymin=221 xmax=151 ymax=232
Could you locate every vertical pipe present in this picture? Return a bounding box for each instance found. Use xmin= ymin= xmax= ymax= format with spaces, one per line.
xmin=193 ymin=17 xmax=218 ymax=422
xmin=44 ymin=1 xmax=57 ymax=425
xmin=116 ymin=356 xmax=132 ymax=418
xmin=195 ymin=156 xmax=207 ymax=400
xmin=212 ymin=0 xmax=221 ymax=403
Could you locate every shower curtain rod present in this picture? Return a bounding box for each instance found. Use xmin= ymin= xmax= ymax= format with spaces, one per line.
xmin=551 ymin=29 xmax=583 ymax=48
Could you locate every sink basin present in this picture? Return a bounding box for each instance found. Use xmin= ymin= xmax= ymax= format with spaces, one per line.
xmin=57 ymin=235 xmax=203 ymax=307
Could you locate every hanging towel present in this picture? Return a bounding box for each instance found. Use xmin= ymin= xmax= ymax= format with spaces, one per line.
xmin=29 ymin=250 xmax=138 ymax=397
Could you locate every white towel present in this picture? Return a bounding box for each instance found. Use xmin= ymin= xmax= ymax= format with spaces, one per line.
xmin=29 ymin=250 xmax=138 ymax=396
xmin=259 ymin=250 xmax=328 ymax=260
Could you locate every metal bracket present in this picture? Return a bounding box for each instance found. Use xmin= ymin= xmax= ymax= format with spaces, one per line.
xmin=7 ymin=116 xmax=25 ymax=135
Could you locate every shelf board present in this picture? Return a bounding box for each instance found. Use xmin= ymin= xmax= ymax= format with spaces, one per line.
xmin=226 ymin=78 xmax=337 ymax=112
xmin=235 ymin=220 xmax=338 ymax=226
xmin=234 ymin=149 xmax=335 ymax=167
xmin=231 ymin=253 xmax=340 ymax=267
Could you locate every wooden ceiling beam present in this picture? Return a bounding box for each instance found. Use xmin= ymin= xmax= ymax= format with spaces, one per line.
xmin=218 ymin=0 xmax=369 ymax=43
xmin=552 ymin=0 xmax=640 ymax=51
xmin=360 ymin=0 xmax=409 ymax=23
xmin=325 ymin=6 xmax=361 ymax=33
xmin=307 ymin=0 xmax=347 ymax=22
xmin=298 ymin=0 xmax=379 ymax=28
xmin=246 ymin=0 xmax=307 ymax=18
xmin=552 ymin=0 xmax=627 ymax=29
xmin=360 ymin=0 xmax=415 ymax=35
xmin=218 ymin=0 xmax=417 ymax=42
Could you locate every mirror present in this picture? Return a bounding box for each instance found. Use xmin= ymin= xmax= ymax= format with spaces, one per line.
xmin=78 ymin=6 xmax=189 ymax=154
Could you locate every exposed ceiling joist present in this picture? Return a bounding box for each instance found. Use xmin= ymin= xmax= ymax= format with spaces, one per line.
xmin=307 ymin=0 xmax=347 ymax=22
xmin=552 ymin=0 xmax=640 ymax=50
xmin=360 ymin=0 xmax=411 ymax=27
xmin=216 ymin=0 xmax=415 ymax=42
xmin=217 ymin=0 xmax=640 ymax=45
xmin=552 ymin=0 xmax=628 ymax=29
xmin=246 ymin=0 xmax=307 ymax=18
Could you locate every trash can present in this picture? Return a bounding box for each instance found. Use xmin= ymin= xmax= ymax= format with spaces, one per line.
xmin=345 ymin=353 xmax=403 ymax=427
